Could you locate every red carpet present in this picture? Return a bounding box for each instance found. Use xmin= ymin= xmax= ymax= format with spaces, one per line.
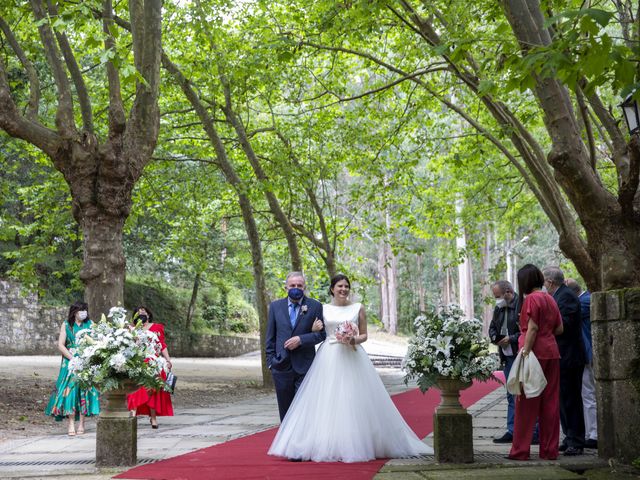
xmin=115 ymin=377 xmax=502 ymax=480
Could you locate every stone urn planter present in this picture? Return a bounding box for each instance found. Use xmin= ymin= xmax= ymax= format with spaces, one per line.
xmin=435 ymin=377 xmax=472 ymax=414
xmin=96 ymin=381 xmax=139 ymax=468
xmin=433 ymin=376 xmax=474 ymax=463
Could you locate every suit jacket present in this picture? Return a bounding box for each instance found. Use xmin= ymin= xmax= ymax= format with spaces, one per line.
xmin=488 ymin=297 xmax=521 ymax=362
xmin=265 ymin=296 xmax=326 ymax=375
xmin=553 ymin=284 xmax=586 ymax=369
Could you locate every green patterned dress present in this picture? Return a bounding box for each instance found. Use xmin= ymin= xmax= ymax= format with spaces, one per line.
xmin=45 ymin=321 xmax=101 ymax=421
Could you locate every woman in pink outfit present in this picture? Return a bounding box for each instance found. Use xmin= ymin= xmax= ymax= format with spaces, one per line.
xmin=508 ymin=264 xmax=563 ymax=460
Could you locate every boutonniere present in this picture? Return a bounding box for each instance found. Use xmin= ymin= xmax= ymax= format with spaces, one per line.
xmin=301 ymin=305 xmax=308 ymax=314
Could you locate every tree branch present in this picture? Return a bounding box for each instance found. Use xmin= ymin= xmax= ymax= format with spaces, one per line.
xmin=0 ymin=16 xmax=40 ymax=119
xmin=575 ymin=87 xmax=597 ymax=170
xmin=102 ymin=0 xmax=126 ymax=135
xmin=125 ymin=0 xmax=162 ymax=163
xmin=29 ymin=0 xmax=75 ymax=135
xmin=620 ymin=135 xmax=640 ymax=216
xmin=46 ymin=0 xmax=93 ymax=133
xmin=0 ymin=59 xmax=60 ymax=156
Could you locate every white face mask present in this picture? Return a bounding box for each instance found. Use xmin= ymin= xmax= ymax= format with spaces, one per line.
xmin=77 ymin=310 xmax=88 ymax=321
xmin=495 ymin=298 xmax=507 ymax=308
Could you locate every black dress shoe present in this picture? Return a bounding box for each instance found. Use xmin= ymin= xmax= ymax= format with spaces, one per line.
xmin=531 ymin=434 xmax=539 ymax=445
xmin=288 ymin=458 xmax=303 ymax=462
xmin=564 ymin=447 xmax=584 ymax=456
xmin=559 ymin=443 xmax=568 ymax=452
xmin=585 ymin=439 xmax=598 ymax=449
xmin=493 ymin=432 xmax=513 ymax=443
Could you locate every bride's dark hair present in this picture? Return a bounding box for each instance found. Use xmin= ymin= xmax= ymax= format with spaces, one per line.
xmin=329 ymin=274 xmax=351 ymax=296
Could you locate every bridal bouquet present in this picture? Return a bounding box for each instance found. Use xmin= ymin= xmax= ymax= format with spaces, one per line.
xmin=403 ymin=304 xmax=500 ymax=392
xmin=68 ymin=306 xmax=169 ymax=392
xmin=335 ymin=321 xmax=359 ymax=350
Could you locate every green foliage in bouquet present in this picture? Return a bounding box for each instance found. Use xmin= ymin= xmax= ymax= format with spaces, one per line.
xmin=69 ymin=307 xmax=168 ymax=392
xmin=404 ymin=304 xmax=500 ymax=392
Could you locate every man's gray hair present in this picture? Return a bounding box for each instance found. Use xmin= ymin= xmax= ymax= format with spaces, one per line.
xmin=285 ymin=271 xmax=306 ymax=283
xmin=492 ymin=280 xmax=514 ymax=294
xmin=542 ymin=266 xmax=564 ymax=286
xmin=565 ymin=278 xmax=582 ymax=295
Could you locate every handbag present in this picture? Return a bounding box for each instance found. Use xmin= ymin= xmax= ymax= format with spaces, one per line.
xmin=506 ymin=350 xmax=547 ymax=398
xmin=165 ymin=371 xmax=177 ymax=394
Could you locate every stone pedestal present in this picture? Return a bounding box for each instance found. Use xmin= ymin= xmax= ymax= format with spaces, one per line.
xmin=96 ymin=386 xmax=137 ymax=467
xmin=433 ymin=377 xmax=474 ymax=463
xmin=591 ymin=289 xmax=640 ymax=464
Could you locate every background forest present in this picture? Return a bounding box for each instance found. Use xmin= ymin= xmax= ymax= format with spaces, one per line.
xmin=1 ymin=0 xmax=630 ymax=339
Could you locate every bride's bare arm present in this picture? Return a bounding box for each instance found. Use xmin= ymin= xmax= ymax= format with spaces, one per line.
xmin=349 ymin=305 xmax=368 ymax=345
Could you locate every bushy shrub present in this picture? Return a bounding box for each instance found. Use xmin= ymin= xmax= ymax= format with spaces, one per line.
xmin=199 ymin=284 xmax=257 ymax=333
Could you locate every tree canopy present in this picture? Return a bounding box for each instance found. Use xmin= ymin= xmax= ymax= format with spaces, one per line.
xmin=2 ymin=0 xmax=637 ymax=344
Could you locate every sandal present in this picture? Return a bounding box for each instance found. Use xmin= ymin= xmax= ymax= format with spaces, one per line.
xmin=76 ymin=425 xmax=85 ymax=435
xmin=67 ymin=423 xmax=76 ymax=436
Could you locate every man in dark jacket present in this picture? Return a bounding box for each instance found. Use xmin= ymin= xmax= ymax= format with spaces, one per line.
xmin=543 ymin=266 xmax=586 ymax=456
xmin=566 ymin=278 xmax=597 ymax=449
xmin=488 ymin=280 xmax=520 ymax=443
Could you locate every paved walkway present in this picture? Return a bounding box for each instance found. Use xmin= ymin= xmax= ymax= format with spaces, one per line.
xmin=0 ymin=352 xmax=608 ymax=480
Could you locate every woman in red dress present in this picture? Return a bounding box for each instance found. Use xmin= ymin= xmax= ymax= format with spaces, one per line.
xmin=127 ymin=306 xmax=174 ymax=428
xmin=508 ymin=264 xmax=564 ymax=460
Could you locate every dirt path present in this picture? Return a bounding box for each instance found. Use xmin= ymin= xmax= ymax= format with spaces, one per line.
xmin=0 ymin=354 xmax=270 ymax=441
xmin=0 ymin=331 xmax=408 ymax=442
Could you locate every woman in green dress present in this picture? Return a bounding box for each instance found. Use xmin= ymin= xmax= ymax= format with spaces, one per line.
xmin=45 ymin=301 xmax=100 ymax=435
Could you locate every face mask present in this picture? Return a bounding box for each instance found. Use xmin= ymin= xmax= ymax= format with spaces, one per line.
xmin=288 ymin=288 xmax=304 ymax=301
xmin=77 ymin=311 xmax=88 ymax=321
xmin=137 ymin=314 xmax=149 ymax=323
xmin=495 ymin=298 xmax=507 ymax=308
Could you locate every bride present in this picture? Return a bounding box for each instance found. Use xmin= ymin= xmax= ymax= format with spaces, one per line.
xmin=268 ymin=274 xmax=433 ymax=462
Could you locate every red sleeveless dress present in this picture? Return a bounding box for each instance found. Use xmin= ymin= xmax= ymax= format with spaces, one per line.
xmin=127 ymin=323 xmax=174 ymax=416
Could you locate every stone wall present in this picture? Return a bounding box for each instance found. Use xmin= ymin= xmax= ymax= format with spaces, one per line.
xmin=168 ymin=333 xmax=260 ymax=358
xmin=0 ymin=280 xmax=260 ymax=358
xmin=591 ymin=288 xmax=640 ymax=464
xmin=0 ymin=280 xmax=67 ymax=355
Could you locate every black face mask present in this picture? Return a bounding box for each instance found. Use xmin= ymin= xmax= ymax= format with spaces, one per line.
xmin=137 ymin=314 xmax=149 ymax=324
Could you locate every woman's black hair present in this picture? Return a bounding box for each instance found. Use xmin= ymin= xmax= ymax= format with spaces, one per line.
xmin=67 ymin=301 xmax=89 ymax=327
xmin=517 ymin=263 xmax=545 ymax=306
xmin=329 ymin=274 xmax=351 ymax=296
xmin=133 ymin=305 xmax=154 ymax=323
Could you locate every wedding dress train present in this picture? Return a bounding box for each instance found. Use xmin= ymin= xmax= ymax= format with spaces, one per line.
xmin=268 ymin=302 xmax=433 ymax=462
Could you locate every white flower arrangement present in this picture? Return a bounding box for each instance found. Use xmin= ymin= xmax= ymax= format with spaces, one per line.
xmin=68 ymin=307 xmax=169 ymax=392
xmin=404 ymin=304 xmax=500 ymax=392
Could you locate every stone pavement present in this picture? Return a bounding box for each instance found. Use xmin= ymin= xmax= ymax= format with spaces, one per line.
xmin=0 ymin=351 xmax=616 ymax=480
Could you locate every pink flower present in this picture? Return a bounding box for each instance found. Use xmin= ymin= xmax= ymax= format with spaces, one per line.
xmin=335 ymin=321 xmax=358 ymax=350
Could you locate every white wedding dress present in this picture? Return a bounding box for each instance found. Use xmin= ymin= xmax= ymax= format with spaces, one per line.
xmin=268 ymin=302 xmax=433 ymax=462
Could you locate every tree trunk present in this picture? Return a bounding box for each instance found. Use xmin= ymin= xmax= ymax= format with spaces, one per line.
xmin=0 ymin=1 xmax=162 ymax=319
xmin=378 ymin=242 xmax=390 ymax=331
xmin=417 ymin=253 xmax=426 ymax=314
xmin=239 ymin=199 xmax=271 ymax=387
xmin=79 ymin=212 xmax=126 ymax=318
xmin=387 ymin=246 xmax=398 ymax=335
xmin=185 ymin=272 xmax=201 ymax=331
xmin=500 ymin=0 xmax=640 ymax=290
xmin=220 ymin=84 xmax=303 ymax=272
xmin=456 ymin=201 xmax=474 ymax=318
xmin=162 ymin=54 xmax=272 ymax=387
xmin=480 ymin=228 xmax=493 ymax=336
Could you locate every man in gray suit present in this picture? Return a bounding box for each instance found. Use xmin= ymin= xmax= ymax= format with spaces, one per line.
xmin=265 ymin=272 xmax=326 ymax=421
